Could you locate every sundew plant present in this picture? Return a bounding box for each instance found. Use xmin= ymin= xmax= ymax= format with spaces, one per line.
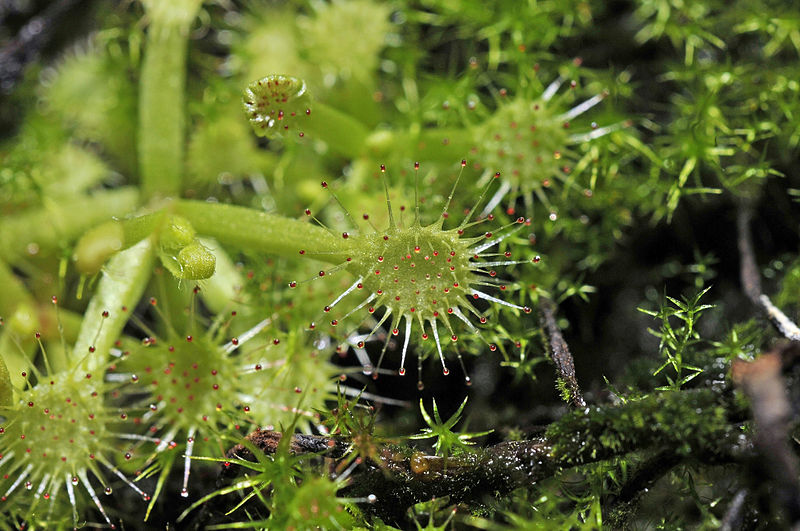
xmin=1 ymin=0 xmax=800 ymax=528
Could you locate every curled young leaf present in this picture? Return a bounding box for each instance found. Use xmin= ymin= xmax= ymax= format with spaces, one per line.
xmin=243 ymin=75 xmax=311 ymax=140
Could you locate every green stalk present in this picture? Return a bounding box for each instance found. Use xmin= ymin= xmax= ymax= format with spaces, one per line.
xmin=365 ymin=127 xmax=474 ymax=163
xmin=306 ymin=101 xmax=369 ymax=159
xmin=138 ymin=0 xmax=203 ymax=200
xmin=197 ymin=238 xmax=249 ymax=315
xmin=0 ymin=260 xmax=34 ymax=326
xmin=0 ymin=347 xmax=12 ymax=407
xmin=72 ymin=238 xmax=155 ymax=374
xmin=175 ymin=200 xmax=350 ymax=263
xmin=0 ymin=333 xmax=35 ymax=390
xmin=0 ymin=188 xmax=139 ymax=263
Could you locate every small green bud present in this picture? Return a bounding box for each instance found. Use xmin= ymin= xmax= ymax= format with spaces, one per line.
xmin=161 ymin=215 xmax=196 ymax=251
xmin=176 ymin=241 xmax=216 ymax=280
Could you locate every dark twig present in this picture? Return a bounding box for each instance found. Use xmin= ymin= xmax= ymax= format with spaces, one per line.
xmin=539 ymin=297 xmax=586 ymax=408
xmin=223 ymin=430 xmax=351 ymax=468
xmin=604 ymin=450 xmax=682 ymax=526
xmin=737 ymin=204 xmax=800 ymax=340
xmin=732 ymin=344 xmax=800 ymax=524
xmin=720 ymin=489 xmax=748 ymax=531
xmin=216 ymin=388 xmax=747 ymax=523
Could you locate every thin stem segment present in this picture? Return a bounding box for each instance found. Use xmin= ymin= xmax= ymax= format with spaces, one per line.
xmin=175 ymin=200 xmax=350 ymax=263
xmin=138 ymin=0 xmax=203 ymax=200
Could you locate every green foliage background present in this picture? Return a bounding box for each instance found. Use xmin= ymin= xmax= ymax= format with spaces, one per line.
xmin=0 ymin=0 xmax=799 ymax=528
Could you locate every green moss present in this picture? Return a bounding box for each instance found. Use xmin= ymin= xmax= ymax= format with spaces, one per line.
xmin=547 ymin=389 xmax=746 ymax=466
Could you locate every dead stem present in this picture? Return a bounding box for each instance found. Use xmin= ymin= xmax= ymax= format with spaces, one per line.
xmin=732 ymin=343 xmax=800 ymax=524
xmin=539 ymin=297 xmax=586 ymax=408
xmin=736 ymin=204 xmax=800 ymax=340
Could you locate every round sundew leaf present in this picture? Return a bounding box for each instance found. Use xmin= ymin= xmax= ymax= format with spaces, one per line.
xmin=243 ymin=75 xmax=311 ymax=140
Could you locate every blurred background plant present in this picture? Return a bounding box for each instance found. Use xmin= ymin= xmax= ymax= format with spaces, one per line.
xmin=0 ymin=0 xmax=799 ymax=528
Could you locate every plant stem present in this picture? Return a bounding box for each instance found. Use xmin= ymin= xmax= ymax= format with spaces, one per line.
xmin=736 ymin=203 xmax=800 ymax=340
xmin=306 ymin=101 xmax=369 ymax=159
xmin=0 ymin=260 xmax=34 ymax=325
xmin=366 ymin=128 xmax=473 ymax=164
xmin=72 ymin=238 xmax=155 ymax=374
xmin=0 ymin=345 xmax=13 ymax=407
xmin=0 ymin=188 xmax=139 ymax=262
xmin=175 ymin=200 xmax=350 ymax=263
xmin=732 ymin=346 xmax=800 ymax=523
xmin=138 ymin=0 xmax=203 ymax=200
xmin=540 ymin=297 xmax=585 ymax=408
xmin=196 ymin=238 xmax=249 ymax=315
